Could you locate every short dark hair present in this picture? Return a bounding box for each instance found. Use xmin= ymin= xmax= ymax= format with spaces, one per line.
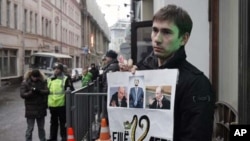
xmin=153 ymin=4 xmax=193 ymax=37
xmin=105 ymin=50 xmax=118 ymax=59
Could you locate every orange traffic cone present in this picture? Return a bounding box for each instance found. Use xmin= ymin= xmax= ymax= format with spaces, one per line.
xmin=67 ymin=127 xmax=75 ymax=141
xmin=96 ymin=118 xmax=111 ymax=141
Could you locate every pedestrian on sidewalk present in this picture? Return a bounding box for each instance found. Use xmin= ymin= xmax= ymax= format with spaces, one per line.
xmin=20 ymin=69 xmax=49 ymax=141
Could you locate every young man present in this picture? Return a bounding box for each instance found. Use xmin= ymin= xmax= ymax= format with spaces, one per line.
xmin=121 ymin=4 xmax=215 ymax=141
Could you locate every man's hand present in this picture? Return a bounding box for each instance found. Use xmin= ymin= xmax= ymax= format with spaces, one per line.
xmin=32 ymin=87 xmax=40 ymax=94
xmin=119 ymin=58 xmax=137 ymax=74
xmin=148 ymin=97 xmax=155 ymax=105
xmin=111 ymin=100 xmax=117 ymax=107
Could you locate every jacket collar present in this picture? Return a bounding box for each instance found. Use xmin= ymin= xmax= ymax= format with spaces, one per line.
xmin=103 ymin=59 xmax=118 ymax=70
xmin=141 ymin=46 xmax=186 ymax=69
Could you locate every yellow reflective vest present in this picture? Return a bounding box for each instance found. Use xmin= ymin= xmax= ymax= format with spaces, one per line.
xmin=47 ymin=76 xmax=67 ymax=107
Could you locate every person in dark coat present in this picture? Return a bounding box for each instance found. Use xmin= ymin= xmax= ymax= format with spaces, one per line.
xmin=89 ymin=63 xmax=99 ymax=81
xmin=101 ymin=50 xmax=120 ymax=92
xmin=109 ymin=87 xmax=127 ymax=107
xmin=20 ymin=69 xmax=49 ymax=141
xmin=149 ymin=86 xmax=170 ymax=109
xmin=120 ymin=5 xmax=215 ymax=141
xmin=63 ymin=64 xmax=75 ymax=91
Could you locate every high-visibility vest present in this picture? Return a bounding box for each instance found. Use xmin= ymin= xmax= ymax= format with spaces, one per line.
xmin=47 ymin=76 xmax=67 ymax=107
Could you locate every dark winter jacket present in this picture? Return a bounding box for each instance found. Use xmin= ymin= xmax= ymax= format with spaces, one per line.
xmin=101 ymin=59 xmax=119 ymax=92
xmin=90 ymin=67 xmax=99 ymax=81
xmin=137 ymin=46 xmax=215 ymax=141
xmin=20 ymin=71 xmax=49 ymax=118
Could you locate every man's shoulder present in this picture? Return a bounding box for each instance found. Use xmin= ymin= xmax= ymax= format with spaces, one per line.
xmin=180 ymin=60 xmax=203 ymax=76
xmin=179 ymin=60 xmax=211 ymax=85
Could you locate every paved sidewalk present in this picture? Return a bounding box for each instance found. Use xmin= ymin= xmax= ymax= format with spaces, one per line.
xmin=0 ymin=81 xmax=81 ymax=141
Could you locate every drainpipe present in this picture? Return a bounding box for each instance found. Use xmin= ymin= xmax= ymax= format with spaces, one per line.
xmin=22 ymin=0 xmax=25 ymax=76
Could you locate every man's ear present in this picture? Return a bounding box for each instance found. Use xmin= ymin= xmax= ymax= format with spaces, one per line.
xmin=181 ymin=33 xmax=190 ymax=46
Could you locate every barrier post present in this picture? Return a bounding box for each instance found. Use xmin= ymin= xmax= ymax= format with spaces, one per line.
xmin=0 ymin=70 xmax=2 ymax=87
xmin=66 ymin=87 xmax=72 ymax=128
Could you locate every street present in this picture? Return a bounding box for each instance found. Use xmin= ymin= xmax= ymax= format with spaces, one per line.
xmin=0 ymin=80 xmax=82 ymax=141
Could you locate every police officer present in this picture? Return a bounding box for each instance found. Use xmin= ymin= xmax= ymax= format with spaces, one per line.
xmin=47 ymin=63 xmax=73 ymax=141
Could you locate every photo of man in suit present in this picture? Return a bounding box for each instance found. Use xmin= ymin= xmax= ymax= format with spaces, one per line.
xmin=110 ymin=86 xmax=127 ymax=107
xmin=129 ymin=79 xmax=144 ymax=108
xmin=149 ymin=86 xmax=170 ymax=109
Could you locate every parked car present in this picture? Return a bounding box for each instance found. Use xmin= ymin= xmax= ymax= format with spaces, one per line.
xmin=71 ymin=68 xmax=82 ymax=81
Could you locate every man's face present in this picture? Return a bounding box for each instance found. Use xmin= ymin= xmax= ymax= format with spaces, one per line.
xmin=134 ymin=80 xmax=139 ymax=86
xmin=118 ymin=87 xmax=125 ymax=100
xmin=31 ymin=76 xmax=38 ymax=81
xmin=155 ymin=87 xmax=163 ymax=101
xmin=83 ymin=69 xmax=88 ymax=75
xmin=105 ymin=57 xmax=112 ymax=64
xmin=54 ymin=68 xmax=61 ymax=75
xmin=151 ymin=20 xmax=185 ymax=59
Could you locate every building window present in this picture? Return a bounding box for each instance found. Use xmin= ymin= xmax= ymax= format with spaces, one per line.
xmin=66 ymin=30 xmax=68 ymax=43
xmin=0 ymin=49 xmax=17 ymax=77
xmin=30 ymin=11 xmax=32 ymax=33
xmin=25 ymin=50 xmax=31 ymax=65
xmin=7 ymin=1 xmax=10 ymax=27
xmin=45 ymin=19 xmax=48 ymax=36
xmin=76 ymin=56 xmax=79 ymax=67
xmin=14 ymin=4 xmax=17 ymax=29
xmin=35 ymin=13 xmax=37 ymax=33
xmin=55 ymin=23 xmax=58 ymax=40
xmin=24 ymin=9 xmax=27 ymax=32
xmin=49 ymin=21 xmax=51 ymax=37
xmin=42 ymin=17 xmax=44 ymax=35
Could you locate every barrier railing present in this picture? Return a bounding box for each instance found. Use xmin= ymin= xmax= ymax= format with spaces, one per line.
xmin=66 ymin=79 xmax=107 ymax=141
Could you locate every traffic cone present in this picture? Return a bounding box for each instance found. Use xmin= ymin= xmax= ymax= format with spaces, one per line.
xmin=67 ymin=127 xmax=75 ymax=141
xmin=96 ymin=118 xmax=111 ymax=141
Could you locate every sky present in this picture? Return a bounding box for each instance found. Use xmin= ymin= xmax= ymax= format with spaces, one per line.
xmin=96 ymin=0 xmax=131 ymax=27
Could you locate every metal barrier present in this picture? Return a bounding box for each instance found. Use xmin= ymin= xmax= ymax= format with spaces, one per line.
xmin=66 ymin=79 xmax=107 ymax=141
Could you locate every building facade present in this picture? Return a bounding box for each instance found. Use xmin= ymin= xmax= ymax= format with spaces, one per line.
xmin=80 ymin=0 xmax=110 ymax=67
xmin=109 ymin=19 xmax=130 ymax=53
xmin=0 ymin=0 xmax=81 ymax=83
